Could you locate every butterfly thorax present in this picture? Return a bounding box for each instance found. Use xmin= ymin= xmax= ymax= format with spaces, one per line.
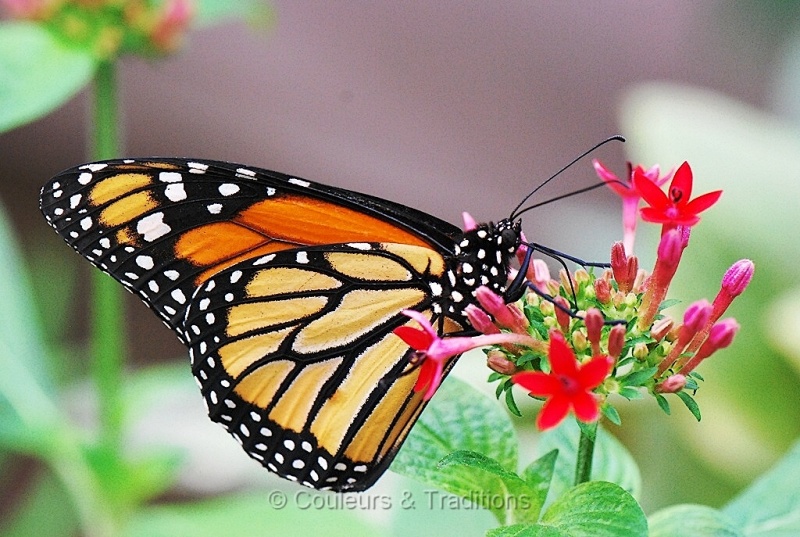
xmin=441 ymin=218 xmax=522 ymax=317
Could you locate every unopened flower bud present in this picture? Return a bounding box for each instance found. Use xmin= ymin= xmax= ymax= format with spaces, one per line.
xmin=683 ymin=299 xmax=712 ymax=333
xmin=721 ymin=259 xmax=755 ymax=298
xmin=464 ymin=304 xmax=500 ymax=334
xmin=526 ymin=258 xmax=551 ymax=291
xmin=633 ymin=342 xmax=649 ymax=360
xmin=650 ymin=317 xmax=673 ymax=342
xmin=559 ymin=269 xmax=574 ymax=295
xmin=462 ymin=211 xmax=478 ymax=231
xmin=679 ymin=318 xmax=740 ymax=375
xmin=574 ymin=268 xmax=590 ymax=285
xmin=487 ymin=350 xmax=518 ymax=375
xmin=584 ymin=308 xmax=603 ymax=355
xmin=656 ymin=374 xmax=686 ymax=393
xmin=607 ymin=324 xmax=626 ymax=359
xmin=611 ymin=242 xmax=628 ymax=285
xmin=657 ymin=229 xmax=683 ymax=269
xmin=708 ymin=318 xmax=740 ymax=349
xmin=553 ymin=296 xmax=571 ymax=333
xmin=594 ymin=278 xmax=612 ymax=304
xmin=571 ymin=330 xmax=588 ymax=352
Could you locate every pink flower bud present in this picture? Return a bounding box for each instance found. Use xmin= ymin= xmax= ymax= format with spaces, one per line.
xmin=637 ymin=230 xmax=684 ymax=331
xmin=651 ymin=317 xmax=674 ymax=342
xmin=553 ymin=296 xmax=571 ymax=333
xmin=708 ymin=260 xmax=755 ymax=324
xmin=721 ymin=259 xmax=754 ymax=298
xmin=524 ymin=258 xmax=551 ymax=292
xmin=584 ymin=308 xmax=603 ymax=355
xmin=657 ymin=229 xmax=683 ymax=269
xmin=594 ymin=277 xmax=612 ymax=304
xmin=607 ymin=324 xmax=626 ymax=359
xmin=464 ymin=304 xmax=500 ymax=334
xmin=474 ymin=287 xmax=527 ymax=332
xmin=462 ymin=212 xmax=478 ymax=232
xmin=679 ymin=318 xmax=740 ymax=375
xmin=610 ymin=242 xmax=628 ymax=288
xmin=487 ymin=350 xmax=518 ymax=375
xmin=656 ymin=374 xmax=686 ymax=393
xmin=475 ymin=286 xmax=505 ymax=315
xmin=151 ymin=0 xmax=194 ymax=51
xmin=708 ymin=318 xmax=740 ymax=349
xmin=683 ymin=299 xmax=712 ymax=333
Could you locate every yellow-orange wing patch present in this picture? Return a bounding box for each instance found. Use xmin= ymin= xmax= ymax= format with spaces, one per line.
xmin=39 ymin=158 xmax=460 ymax=341
xmin=185 ymin=242 xmax=462 ymax=492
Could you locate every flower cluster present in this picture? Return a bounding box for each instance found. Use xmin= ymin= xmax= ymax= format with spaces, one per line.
xmin=394 ymin=160 xmax=753 ymax=431
xmin=1 ymin=0 xmax=193 ymax=57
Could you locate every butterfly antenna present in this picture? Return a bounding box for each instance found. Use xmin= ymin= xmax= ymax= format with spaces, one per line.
xmin=508 ymin=134 xmax=625 ymax=221
xmin=511 ymin=181 xmax=615 ymax=220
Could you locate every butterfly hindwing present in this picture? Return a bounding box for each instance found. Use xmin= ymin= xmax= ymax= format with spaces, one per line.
xmin=184 ymin=242 xmax=463 ymax=491
xmin=39 ymin=158 xmax=461 ymax=341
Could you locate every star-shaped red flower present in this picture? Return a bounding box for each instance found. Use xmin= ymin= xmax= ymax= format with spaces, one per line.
xmin=593 ymin=159 xmax=672 ymax=254
xmin=512 ymin=332 xmax=612 ymax=430
xmin=633 ymin=161 xmax=722 ymax=230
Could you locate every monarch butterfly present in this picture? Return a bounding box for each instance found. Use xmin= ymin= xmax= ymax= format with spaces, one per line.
xmin=39 ymin=158 xmax=524 ymax=492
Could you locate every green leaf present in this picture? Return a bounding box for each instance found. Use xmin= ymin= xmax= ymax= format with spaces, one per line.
xmin=0 ymin=199 xmax=65 ymax=449
xmin=193 ymin=0 xmax=275 ymax=28
xmin=535 ymin=421 xmax=641 ymax=507
xmin=505 ymin=383 xmax=523 ymax=417
xmin=618 ymin=387 xmax=643 ymax=401
xmin=600 ymin=404 xmax=621 ymax=426
xmin=723 ymin=439 xmax=800 ymax=536
xmin=649 ymin=504 xmax=742 ymax=537
xmin=392 ymin=376 xmax=518 ymax=485
xmin=487 ymin=524 xmax=563 ymax=537
xmin=437 ymin=450 xmax=546 ymax=525
xmin=619 ymin=367 xmax=658 ymax=387
xmin=654 ymin=393 xmax=671 ymax=415
xmin=26 ymin=245 xmax=78 ymax=347
xmin=658 ymin=299 xmax=681 ymax=312
xmin=82 ymin=442 xmax=183 ymax=513
xmin=676 ymin=391 xmax=702 ymax=421
xmin=0 ymin=470 xmax=77 ymax=537
xmin=0 ymin=22 xmax=95 ymax=133
xmin=539 ymin=481 xmax=647 ymax=537
xmin=521 ymin=450 xmax=559 ymax=512
xmin=123 ymin=492 xmax=384 ymax=537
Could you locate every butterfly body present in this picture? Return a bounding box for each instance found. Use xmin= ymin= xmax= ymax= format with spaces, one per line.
xmin=40 ymin=158 xmax=521 ymax=491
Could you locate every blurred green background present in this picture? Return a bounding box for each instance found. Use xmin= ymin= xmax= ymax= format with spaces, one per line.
xmin=1 ymin=2 xmax=799 ymax=536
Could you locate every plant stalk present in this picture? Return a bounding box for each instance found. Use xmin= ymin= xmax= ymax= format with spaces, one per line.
xmin=574 ymin=421 xmax=598 ymax=485
xmin=90 ymin=60 xmax=125 ymax=453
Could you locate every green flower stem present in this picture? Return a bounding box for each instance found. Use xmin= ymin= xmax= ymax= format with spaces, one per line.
xmin=90 ymin=60 xmax=125 ymax=453
xmin=93 ymin=61 xmax=119 ymax=159
xmin=574 ymin=421 xmax=598 ymax=485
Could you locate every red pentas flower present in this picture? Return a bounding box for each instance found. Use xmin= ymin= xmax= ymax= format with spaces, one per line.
xmin=393 ymin=310 xmax=537 ymax=400
xmin=634 ymin=161 xmax=722 ymax=231
xmin=512 ymin=331 xmax=613 ymax=430
xmin=594 ymin=159 xmax=672 ymax=254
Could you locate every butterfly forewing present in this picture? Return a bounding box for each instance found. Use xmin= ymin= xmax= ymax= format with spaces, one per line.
xmin=39 ymin=159 xmax=460 ymax=340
